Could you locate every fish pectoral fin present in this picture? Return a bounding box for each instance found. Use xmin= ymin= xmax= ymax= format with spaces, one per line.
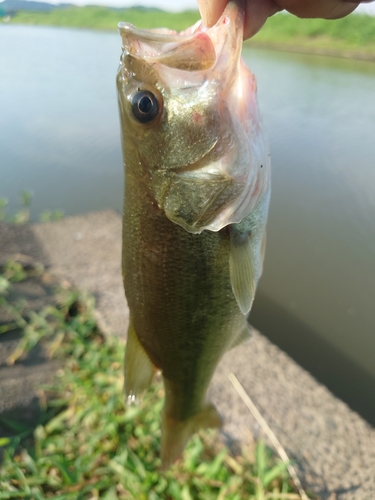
xmin=229 ymin=226 xmax=256 ymax=315
xmin=161 ymin=403 xmax=222 ymax=470
xmin=229 ymin=321 xmax=254 ymax=350
xmin=124 ymin=320 xmax=156 ymax=405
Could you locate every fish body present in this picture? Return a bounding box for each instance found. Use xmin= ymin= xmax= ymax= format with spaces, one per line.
xmin=117 ymin=0 xmax=270 ymax=468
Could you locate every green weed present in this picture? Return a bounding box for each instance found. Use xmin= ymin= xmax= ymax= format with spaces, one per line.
xmin=39 ymin=210 xmax=65 ymax=222
xmin=0 ymin=263 xmax=311 ymax=499
xmin=0 ymin=191 xmax=32 ymax=225
xmin=0 ymin=192 xmax=64 ymax=224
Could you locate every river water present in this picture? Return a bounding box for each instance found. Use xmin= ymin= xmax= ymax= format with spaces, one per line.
xmin=1 ymin=25 xmax=375 ymax=423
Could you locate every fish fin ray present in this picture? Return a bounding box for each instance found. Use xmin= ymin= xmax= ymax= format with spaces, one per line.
xmin=229 ymin=226 xmax=256 ymax=315
xmin=161 ymin=402 xmax=222 ymax=470
xmin=259 ymin=230 xmax=267 ymax=277
xmin=124 ymin=320 xmax=156 ymax=405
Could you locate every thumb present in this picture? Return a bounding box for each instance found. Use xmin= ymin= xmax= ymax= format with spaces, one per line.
xmin=197 ymin=0 xmax=281 ymax=40
xmin=197 ymin=0 xmax=228 ymax=27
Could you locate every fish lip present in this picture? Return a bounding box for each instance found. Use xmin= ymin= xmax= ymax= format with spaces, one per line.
xmin=118 ymin=22 xmax=198 ymax=44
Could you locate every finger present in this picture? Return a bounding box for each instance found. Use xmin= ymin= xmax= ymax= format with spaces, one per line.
xmin=274 ymin=0 xmax=359 ymax=19
xmin=197 ymin=0 xmax=281 ymax=39
xmin=243 ymin=0 xmax=281 ymax=39
xmin=197 ymin=0 xmax=228 ymax=27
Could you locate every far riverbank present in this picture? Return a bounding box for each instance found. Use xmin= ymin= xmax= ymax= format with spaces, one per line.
xmin=249 ymin=12 xmax=375 ymax=62
xmin=4 ymin=6 xmax=375 ymax=61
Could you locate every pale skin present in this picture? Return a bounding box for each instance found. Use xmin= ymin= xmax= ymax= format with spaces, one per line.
xmin=197 ymin=0 xmax=375 ymax=39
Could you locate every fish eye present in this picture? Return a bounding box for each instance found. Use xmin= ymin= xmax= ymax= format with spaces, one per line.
xmin=132 ymin=90 xmax=159 ymax=123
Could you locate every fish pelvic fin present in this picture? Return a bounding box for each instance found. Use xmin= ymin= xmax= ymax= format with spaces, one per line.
xmin=160 ymin=403 xmax=222 ymax=471
xmin=124 ymin=319 xmax=156 ymax=405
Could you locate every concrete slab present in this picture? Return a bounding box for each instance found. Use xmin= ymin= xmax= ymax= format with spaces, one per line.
xmin=0 ymin=255 xmax=63 ymax=448
xmin=1 ymin=211 xmax=374 ymax=500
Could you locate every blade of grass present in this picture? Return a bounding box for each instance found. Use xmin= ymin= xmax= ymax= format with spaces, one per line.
xmin=0 ymin=261 xmax=310 ymax=499
xmin=228 ymin=373 xmax=309 ymax=500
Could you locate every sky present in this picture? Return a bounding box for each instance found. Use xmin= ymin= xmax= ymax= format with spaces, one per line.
xmin=31 ymin=0 xmax=375 ymax=14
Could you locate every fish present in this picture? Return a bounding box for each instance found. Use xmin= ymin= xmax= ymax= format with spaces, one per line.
xmin=116 ymin=0 xmax=270 ymax=469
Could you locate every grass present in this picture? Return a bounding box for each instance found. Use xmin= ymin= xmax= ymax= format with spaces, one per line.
xmin=5 ymin=6 xmax=375 ymax=59
xmin=0 ymin=191 xmax=33 ymax=225
xmin=0 ymin=261 xmax=311 ymax=499
xmin=0 ymin=192 xmax=64 ymax=224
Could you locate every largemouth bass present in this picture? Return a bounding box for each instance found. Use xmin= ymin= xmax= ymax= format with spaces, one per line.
xmin=117 ymin=0 xmax=270 ymax=469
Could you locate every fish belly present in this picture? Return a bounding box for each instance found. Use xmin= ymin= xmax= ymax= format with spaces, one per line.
xmin=124 ymin=173 xmax=244 ymax=409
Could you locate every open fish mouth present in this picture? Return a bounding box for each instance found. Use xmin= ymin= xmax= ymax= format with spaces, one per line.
xmin=118 ymin=1 xmax=244 ymax=75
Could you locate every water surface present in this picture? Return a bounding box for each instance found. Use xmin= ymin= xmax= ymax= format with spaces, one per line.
xmin=1 ymin=25 xmax=375 ymax=423
xmin=1 ymin=25 xmax=123 ymax=216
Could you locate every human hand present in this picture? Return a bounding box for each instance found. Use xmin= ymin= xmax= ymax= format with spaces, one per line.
xmin=197 ymin=0 xmax=374 ymax=39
